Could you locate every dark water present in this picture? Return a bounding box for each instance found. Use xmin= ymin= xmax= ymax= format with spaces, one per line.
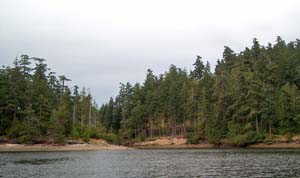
xmin=1 ymin=149 xmax=300 ymax=178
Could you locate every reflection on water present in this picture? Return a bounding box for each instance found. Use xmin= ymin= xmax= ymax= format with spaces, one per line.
xmin=14 ymin=158 xmax=73 ymax=165
xmin=1 ymin=149 xmax=300 ymax=178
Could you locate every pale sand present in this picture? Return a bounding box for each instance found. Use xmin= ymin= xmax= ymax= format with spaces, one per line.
xmin=132 ymin=144 xmax=214 ymax=149
xmin=132 ymin=137 xmax=187 ymax=146
xmin=132 ymin=137 xmax=214 ymax=149
xmin=0 ymin=143 xmax=132 ymax=152
xmin=0 ymin=138 xmax=133 ymax=152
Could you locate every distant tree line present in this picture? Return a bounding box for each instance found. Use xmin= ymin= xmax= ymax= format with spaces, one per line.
xmin=1 ymin=37 xmax=300 ymax=146
xmin=100 ymin=37 xmax=300 ymax=146
xmin=0 ymin=55 xmax=99 ymax=143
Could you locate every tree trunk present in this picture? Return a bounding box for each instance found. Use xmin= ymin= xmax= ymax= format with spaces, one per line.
xmin=80 ymin=111 xmax=83 ymax=133
xmin=256 ymin=114 xmax=259 ymax=133
xmin=13 ymin=109 xmax=16 ymax=121
xmin=150 ymin=117 xmax=153 ymax=138
xmin=269 ymin=120 xmax=272 ymax=136
xmin=73 ymin=103 xmax=76 ymax=129
xmin=88 ymin=103 xmax=92 ymax=129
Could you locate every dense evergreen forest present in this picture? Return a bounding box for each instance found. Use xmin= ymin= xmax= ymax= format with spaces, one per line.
xmin=0 ymin=55 xmax=99 ymax=143
xmin=100 ymin=37 xmax=300 ymax=146
xmin=1 ymin=37 xmax=300 ymax=146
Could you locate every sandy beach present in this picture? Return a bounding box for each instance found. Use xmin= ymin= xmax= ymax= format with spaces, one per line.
xmin=0 ymin=143 xmax=132 ymax=152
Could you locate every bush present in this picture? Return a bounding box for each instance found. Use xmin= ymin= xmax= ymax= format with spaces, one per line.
xmin=7 ymin=119 xmax=25 ymax=139
xmin=90 ymin=128 xmax=100 ymax=139
xmin=138 ymin=135 xmax=146 ymax=142
xmin=70 ymin=128 xmax=80 ymax=139
xmin=82 ymin=128 xmax=90 ymax=142
xmin=225 ymin=122 xmax=265 ymax=147
xmin=225 ymin=131 xmax=265 ymax=147
xmin=286 ymin=133 xmax=293 ymax=143
xmin=264 ymin=136 xmax=275 ymax=145
xmin=186 ymin=133 xmax=201 ymax=144
xmin=98 ymin=133 xmax=121 ymax=145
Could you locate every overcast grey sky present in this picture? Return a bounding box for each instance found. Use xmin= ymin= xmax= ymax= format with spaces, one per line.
xmin=1 ymin=0 xmax=300 ymax=105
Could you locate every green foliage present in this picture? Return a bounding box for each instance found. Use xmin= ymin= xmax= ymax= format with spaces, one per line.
xmin=7 ymin=119 xmax=25 ymax=140
xmin=97 ymin=37 xmax=300 ymax=146
xmin=82 ymin=128 xmax=90 ymax=142
xmin=136 ymin=135 xmax=146 ymax=142
xmin=2 ymin=37 xmax=300 ymax=147
xmin=70 ymin=128 xmax=80 ymax=140
xmin=225 ymin=132 xmax=257 ymax=147
xmin=186 ymin=133 xmax=201 ymax=144
xmin=264 ymin=136 xmax=275 ymax=144
xmin=98 ymin=133 xmax=121 ymax=145
xmin=47 ymin=109 xmax=65 ymax=144
xmin=90 ymin=128 xmax=100 ymax=139
xmin=0 ymin=55 xmax=99 ymax=143
xmin=286 ymin=133 xmax=293 ymax=143
xmin=23 ymin=106 xmax=41 ymax=143
xmin=225 ymin=122 xmax=265 ymax=146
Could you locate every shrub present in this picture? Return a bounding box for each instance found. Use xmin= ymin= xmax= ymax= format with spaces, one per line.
xmin=7 ymin=120 xmax=25 ymax=139
xmin=186 ymin=134 xmax=201 ymax=144
xmin=138 ymin=135 xmax=146 ymax=142
xmin=286 ymin=133 xmax=293 ymax=143
xmin=264 ymin=136 xmax=275 ymax=145
xmin=82 ymin=128 xmax=90 ymax=142
xmin=225 ymin=121 xmax=265 ymax=147
xmin=98 ymin=133 xmax=121 ymax=145
xmin=70 ymin=128 xmax=80 ymax=140
xmin=90 ymin=128 xmax=100 ymax=139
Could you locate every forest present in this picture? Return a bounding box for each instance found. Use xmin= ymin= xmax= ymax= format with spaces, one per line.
xmin=0 ymin=55 xmax=99 ymax=143
xmin=99 ymin=37 xmax=300 ymax=146
xmin=1 ymin=37 xmax=300 ymax=146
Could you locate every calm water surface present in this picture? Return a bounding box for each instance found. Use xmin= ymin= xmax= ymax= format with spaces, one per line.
xmin=1 ymin=149 xmax=300 ymax=178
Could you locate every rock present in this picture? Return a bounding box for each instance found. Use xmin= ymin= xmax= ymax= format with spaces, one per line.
xmin=274 ymin=136 xmax=288 ymax=143
xmin=292 ymin=136 xmax=300 ymax=142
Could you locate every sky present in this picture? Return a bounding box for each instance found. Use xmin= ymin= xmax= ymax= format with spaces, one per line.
xmin=1 ymin=0 xmax=300 ymax=105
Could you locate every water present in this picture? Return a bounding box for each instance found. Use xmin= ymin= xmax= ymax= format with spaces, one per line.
xmin=1 ymin=149 xmax=300 ymax=178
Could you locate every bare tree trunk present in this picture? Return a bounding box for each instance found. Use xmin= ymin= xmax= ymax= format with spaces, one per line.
xmin=150 ymin=117 xmax=153 ymax=138
xmin=80 ymin=111 xmax=83 ymax=133
xmin=269 ymin=120 xmax=272 ymax=136
xmin=161 ymin=118 xmax=164 ymax=137
xmin=193 ymin=118 xmax=196 ymax=132
xmin=145 ymin=122 xmax=147 ymax=137
xmin=89 ymin=102 xmax=92 ymax=129
xmin=14 ymin=109 xmax=16 ymax=121
xmin=173 ymin=122 xmax=175 ymax=137
xmin=73 ymin=103 xmax=76 ymax=129
xmin=256 ymin=114 xmax=259 ymax=133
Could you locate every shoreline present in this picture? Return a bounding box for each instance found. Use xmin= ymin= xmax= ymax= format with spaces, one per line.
xmin=247 ymin=143 xmax=300 ymax=149
xmin=0 ymin=143 xmax=132 ymax=152
xmin=2 ymin=136 xmax=300 ymax=152
xmin=131 ymin=143 xmax=300 ymax=149
xmin=1 ymin=143 xmax=300 ymax=152
xmin=130 ymin=144 xmax=214 ymax=149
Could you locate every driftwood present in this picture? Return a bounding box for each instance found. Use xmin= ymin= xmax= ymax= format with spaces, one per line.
xmin=66 ymin=140 xmax=85 ymax=144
